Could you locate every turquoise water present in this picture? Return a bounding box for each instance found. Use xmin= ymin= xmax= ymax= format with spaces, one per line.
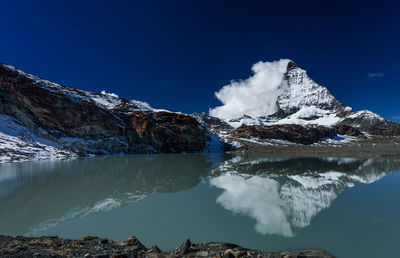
xmin=0 ymin=154 xmax=399 ymax=257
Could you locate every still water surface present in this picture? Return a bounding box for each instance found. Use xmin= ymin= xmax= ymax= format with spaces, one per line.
xmin=0 ymin=154 xmax=399 ymax=257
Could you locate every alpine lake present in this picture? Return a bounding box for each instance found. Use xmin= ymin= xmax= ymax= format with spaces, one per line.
xmin=1 ymin=153 xmax=399 ymax=258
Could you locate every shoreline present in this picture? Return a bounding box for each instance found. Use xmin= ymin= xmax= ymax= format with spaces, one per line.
xmin=0 ymin=235 xmax=334 ymax=258
xmin=1 ymin=138 xmax=400 ymax=164
xmin=228 ymin=136 xmax=400 ymax=158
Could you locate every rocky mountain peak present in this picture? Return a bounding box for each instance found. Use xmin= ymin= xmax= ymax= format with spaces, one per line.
xmin=277 ymin=62 xmax=345 ymax=116
xmin=286 ymin=60 xmax=299 ymax=71
xmin=211 ymin=60 xmax=352 ymax=128
xmin=205 ymin=59 xmax=400 ymax=136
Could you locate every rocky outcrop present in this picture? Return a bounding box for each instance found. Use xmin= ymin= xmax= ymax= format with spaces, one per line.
xmin=123 ymin=111 xmax=210 ymax=153
xmin=192 ymin=112 xmax=233 ymax=129
xmin=231 ymin=124 xmax=337 ymax=145
xmin=340 ymin=110 xmax=400 ymax=136
xmin=276 ymin=60 xmax=348 ymax=117
xmin=193 ymin=113 xmax=367 ymax=145
xmin=0 ymin=235 xmax=334 ymax=257
xmin=332 ymin=124 xmax=362 ymax=136
xmin=0 ymin=63 xmax=216 ymax=156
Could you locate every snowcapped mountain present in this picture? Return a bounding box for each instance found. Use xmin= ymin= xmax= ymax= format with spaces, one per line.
xmin=0 ymin=59 xmax=398 ymax=162
xmin=199 ymin=59 xmax=400 ymax=143
xmin=277 ymin=61 xmax=347 ymax=118
xmin=208 ymin=60 xmax=397 ymax=131
xmin=0 ymin=63 xmax=223 ymax=162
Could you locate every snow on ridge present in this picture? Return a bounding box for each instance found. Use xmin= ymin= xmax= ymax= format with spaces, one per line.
xmin=100 ymin=90 xmax=118 ymax=98
xmin=130 ymin=100 xmax=181 ymax=114
xmin=224 ymin=106 xmax=343 ymax=128
xmin=348 ymin=110 xmax=384 ymax=121
xmin=223 ymin=107 xmax=388 ymax=129
xmin=0 ymin=63 xmax=169 ymax=113
xmin=269 ymin=106 xmax=342 ymax=126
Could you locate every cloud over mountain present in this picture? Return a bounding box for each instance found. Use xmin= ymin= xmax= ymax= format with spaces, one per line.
xmin=209 ymin=59 xmax=290 ymax=121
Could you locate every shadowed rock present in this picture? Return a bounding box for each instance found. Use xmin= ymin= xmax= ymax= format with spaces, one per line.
xmin=231 ymin=124 xmax=337 ymax=145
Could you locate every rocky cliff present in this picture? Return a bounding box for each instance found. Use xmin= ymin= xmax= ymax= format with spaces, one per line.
xmin=0 ymin=63 xmax=221 ymax=162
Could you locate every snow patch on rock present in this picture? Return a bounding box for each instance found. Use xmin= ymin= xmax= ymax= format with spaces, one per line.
xmin=0 ymin=114 xmax=76 ymax=163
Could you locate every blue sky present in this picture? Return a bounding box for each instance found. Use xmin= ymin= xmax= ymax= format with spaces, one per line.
xmin=0 ymin=0 xmax=399 ymax=121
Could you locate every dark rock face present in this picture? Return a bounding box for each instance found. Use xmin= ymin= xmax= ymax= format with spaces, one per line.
xmin=332 ymin=124 xmax=362 ymax=136
xmin=341 ymin=115 xmax=400 ymax=136
xmin=192 ymin=112 xmax=233 ymax=129
xmin=125 ymin=236 xmax=146 ymax=250
xmin=0 ymin=64 xmax=211 ymax=154
xmin=174 ymin=238 xmax=192 ymax=255
xmin=124 ymin=111 xmax=210 ymax=153
xmin=232 ymin=124 xmax=337 ymax=145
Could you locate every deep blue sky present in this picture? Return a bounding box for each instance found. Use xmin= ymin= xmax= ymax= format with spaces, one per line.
xmin=0 ymin=0 xmax=399 ymax=120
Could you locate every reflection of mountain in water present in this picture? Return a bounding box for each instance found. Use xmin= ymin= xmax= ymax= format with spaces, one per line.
xmin=1 ymin=154 xmax=399 ymax=238
xmin=0 ymin=154 xmax=223 ymax=235
xmin=210 ymin=156 xmax=400 ymax=237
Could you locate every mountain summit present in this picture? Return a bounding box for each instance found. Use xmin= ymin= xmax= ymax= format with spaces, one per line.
xmin=207 ymin=59 xmax=399 ymax=136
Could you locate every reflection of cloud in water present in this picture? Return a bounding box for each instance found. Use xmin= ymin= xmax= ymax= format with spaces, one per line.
xmin=211 ymin=173 xmax=293 ymax=237
xmin=210 ymin=157 xmax=398 ymax=237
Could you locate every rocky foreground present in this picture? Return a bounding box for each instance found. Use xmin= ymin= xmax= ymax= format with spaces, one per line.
xmin=0 ymin=235 xmax=333 ymax=258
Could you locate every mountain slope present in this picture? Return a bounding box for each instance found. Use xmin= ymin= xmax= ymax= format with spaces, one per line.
xmin=0 ymin=63 xmax=222 ymax=162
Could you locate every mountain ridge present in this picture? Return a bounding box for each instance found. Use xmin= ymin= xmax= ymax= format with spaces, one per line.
xmin=0 ymin=60 xmax=399 ymax=162
xmin=0 ymin=63 xmax=223 ymax=162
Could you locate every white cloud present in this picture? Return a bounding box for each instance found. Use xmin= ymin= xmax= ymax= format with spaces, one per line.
xmin=367 ymin=72 xmax=384 ymax=78
xmin=209 ymin=59 xmax=290 ymax=121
